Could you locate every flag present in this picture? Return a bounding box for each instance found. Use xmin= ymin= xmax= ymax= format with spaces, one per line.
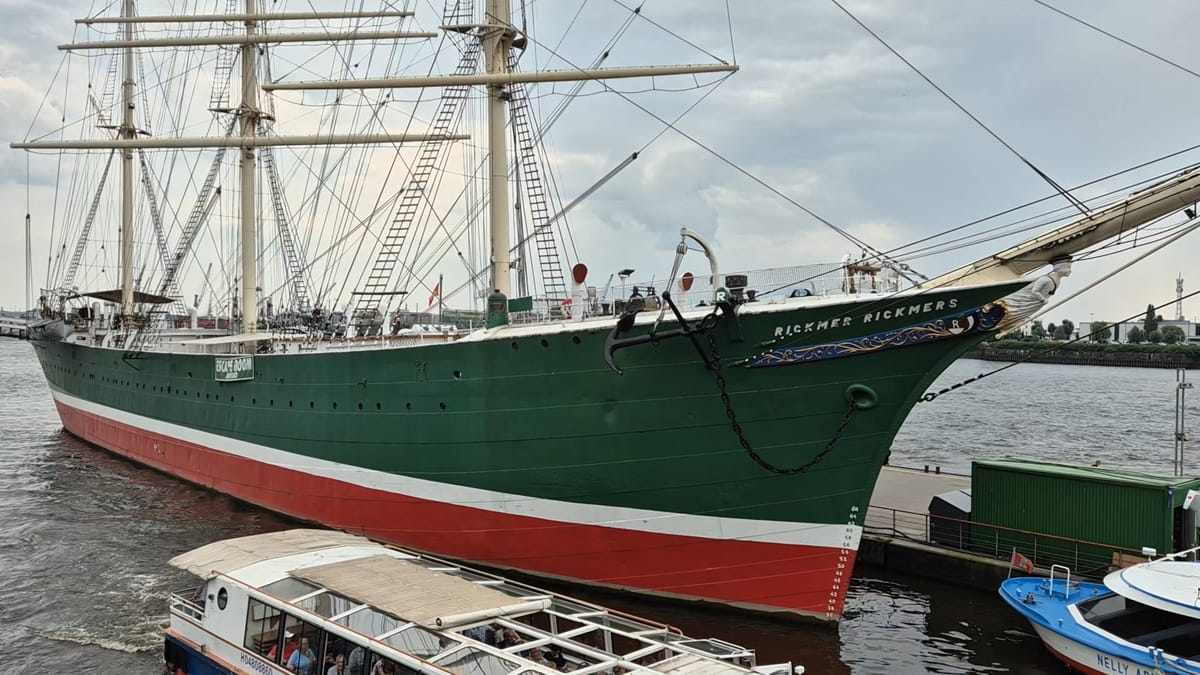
xmin=427 ymin=279 xmax=441 ymax=309
xmin=1010 ymin=549 xmax=1035 ymax=574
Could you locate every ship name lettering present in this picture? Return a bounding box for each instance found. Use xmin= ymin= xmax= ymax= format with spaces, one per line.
xmin=215 ymin=356 xmax=252 ymax=375
xmin=772 ymin=297 xmax=959 ymax=338
xmin=1094 ymin=654 xmax=1147 ymax=675
xmin=241 ymin=652 xmax=272 ymax=675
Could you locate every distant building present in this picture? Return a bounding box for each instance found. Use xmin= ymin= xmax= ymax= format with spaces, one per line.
xmin=1077 ymin=319 xmax=1200 ymax=344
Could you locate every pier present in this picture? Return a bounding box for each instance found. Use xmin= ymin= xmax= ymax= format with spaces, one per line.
xmin=863 ymin=465 xmax=1146 ymax=591
xmin=0 ymin=318 xmax=28 ymax=339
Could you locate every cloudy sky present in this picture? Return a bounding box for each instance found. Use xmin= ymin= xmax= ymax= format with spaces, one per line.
xmin=3 ymin=0 xmax=1200 ymax=328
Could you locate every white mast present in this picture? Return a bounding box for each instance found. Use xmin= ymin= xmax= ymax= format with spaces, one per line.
xmin=240 ymin=0 xmax=259 ymax=334
xmin=485 ymin=0 xmax=514 ymax=297
xmin=119 ymin=0 xmax=135 ymax=319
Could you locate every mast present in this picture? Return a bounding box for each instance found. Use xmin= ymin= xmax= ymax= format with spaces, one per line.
xmin=921 ymin=167 xmax=1200 ymax=289
xmin=240 ymin=0 xmax=259 ymax=334
xmin=485 ymin=0 xmax=514 ymax=297
xmin=120 ymin=0 xmax=135 ymax=319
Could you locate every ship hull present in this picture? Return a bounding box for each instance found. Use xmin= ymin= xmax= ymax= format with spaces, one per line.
xmin=32 ymin=282 xmax=1025 ymax=621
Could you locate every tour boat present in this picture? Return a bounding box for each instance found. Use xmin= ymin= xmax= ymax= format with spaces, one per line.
xmin=163 ymin=529 xmax=802 ymax=675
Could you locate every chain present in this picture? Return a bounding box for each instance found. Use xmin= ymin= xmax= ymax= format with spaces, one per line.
xmin=918 ymin=371 xmax=993 ymax=403
xmin=705 ymin=325 xmax=856 ymax=475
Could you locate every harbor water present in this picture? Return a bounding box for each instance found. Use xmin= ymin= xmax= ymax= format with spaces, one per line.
xmin=0 ymin=338 xmax=1191 ymax=674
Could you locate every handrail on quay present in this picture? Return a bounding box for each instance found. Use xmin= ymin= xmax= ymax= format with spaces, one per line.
xmin=864 ymin=503 xmax=1145 ymax=577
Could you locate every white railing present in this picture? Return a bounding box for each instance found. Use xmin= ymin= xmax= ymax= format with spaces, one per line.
xmin=170 ymin=589 xmax=206 ymax=622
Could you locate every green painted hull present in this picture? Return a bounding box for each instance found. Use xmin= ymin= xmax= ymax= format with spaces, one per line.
xmin=34 ymin=281 xmax=1026 ymax=618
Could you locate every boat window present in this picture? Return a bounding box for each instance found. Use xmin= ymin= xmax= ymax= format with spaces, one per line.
xmin=1078 ymin=593 xmax=1128 ymax=624
xmin=382 ymin=625 xmax=457 ymax=659
xmin=433 ymin=647 xmax=520 ymax=675
xmin=322 ymin=632 xmax=357 ymax=672
xmin=281 ymin=614 xmax=326 ymax=672
xmin=296 ymin=591 xmax=358 ymax=618
xmin=547 ymin=599 xmax=594 ymax=617
xmin=335 ymin=607 xmax=404 ymax=639
xmin=675 ymin=639 xmax=738 ymax=656
xmin=590 ymin=615 xmax=657 ymax=635
xmin=261 ymin=577 xmax=321 ymax=601
xmin=244 ymin=598 xmax=283 ymax=657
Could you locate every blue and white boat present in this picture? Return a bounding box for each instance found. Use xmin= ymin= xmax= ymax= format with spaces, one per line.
xmin=164 ymin=529 xmax=803 ymax=675
xmin=999 ymin=550 xmax=1200 ymax=675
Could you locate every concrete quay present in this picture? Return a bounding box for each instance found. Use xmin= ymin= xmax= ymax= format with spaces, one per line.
xmin=861 ymin=465 xmax=1028 ymax=592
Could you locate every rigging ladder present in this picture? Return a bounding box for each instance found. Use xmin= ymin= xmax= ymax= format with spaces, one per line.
xmin=506 ymin=55 xmax=567 ymax=304
xmin=349 ymin=39 xmax=481 ymax=329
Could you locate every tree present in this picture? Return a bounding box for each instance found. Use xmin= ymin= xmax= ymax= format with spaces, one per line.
xmin=1090 ymin=320 xmax=1111 ymax=343
xmin=1030 ymin=320 xmax=1047 ymax=340
xmin=1127 ymin=326 xmax=1146 ymax=344
xmin=1161 ymin=325 xmax=1186 ymax=344
xmin=1145 ymin=305 xmax=1162 ymax=333
xmin=1147 ymin=329 xmax=1164 ymax=344
xmin=1052 ymin=324 xmax=1071 ymax=340
xmin=1048 ymin=322 xmax=1058 ymax=339
xmin=1061 ymin=319 xmax=1075 ymax=339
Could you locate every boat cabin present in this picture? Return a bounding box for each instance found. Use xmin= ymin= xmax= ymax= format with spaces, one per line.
xmin=165 ymin=530 xmax=800 ymax=675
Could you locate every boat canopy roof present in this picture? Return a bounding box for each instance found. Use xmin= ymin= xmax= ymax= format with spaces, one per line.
xmin=168 ymin=528 xmax=367 ymax=576
xmin=1104 ymin=560 xmax=1200 ymax=620
xmin=291 ymin=553 xmax=545 ymax=628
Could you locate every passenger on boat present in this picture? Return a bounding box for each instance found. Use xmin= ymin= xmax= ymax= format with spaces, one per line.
xmin=326 ymin=654 xmax=347 ymax=675
xmin=371 ymin=659 xmax=397 ymax=675
xmin=544 ymin=645 xmax=568 ymax=671
xmin=499 ymin=628 xmax=524 ymax=648
xmin=347 ymin=646 xmax=366 ymax=675
xmin=269 ymin=632 xmax=298 ymax=662
xmin=287 ymin=637 xmax=317 ymax=674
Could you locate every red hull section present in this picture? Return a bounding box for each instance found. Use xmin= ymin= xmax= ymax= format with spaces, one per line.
xmin=56 ymin=399 xmax=854 ymax=619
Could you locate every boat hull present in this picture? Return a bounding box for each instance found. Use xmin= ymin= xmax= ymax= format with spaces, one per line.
xmin=34 ymin=282 xmax=1025 ymax=621
xmin=999 ymin=577 xmax=1189 ymax=675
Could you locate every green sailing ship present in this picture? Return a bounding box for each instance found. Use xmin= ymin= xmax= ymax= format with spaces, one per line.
xmin=15 ymin=0 xmax=1200 ymax=622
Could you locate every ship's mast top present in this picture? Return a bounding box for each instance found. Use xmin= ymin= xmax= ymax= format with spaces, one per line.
xmin=119 ymin=0 xmax=136 ymax=320
xmin=239 ymin=0 xmax=260 ymax=335
xmin=484 ymin=0 xmax=514 ymax=298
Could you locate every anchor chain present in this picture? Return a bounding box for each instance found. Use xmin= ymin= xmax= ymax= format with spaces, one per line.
xmin=704 ymin=325 xmax=857 ymax=475
xmin=918 ymin=371 xmax=994 ymax=402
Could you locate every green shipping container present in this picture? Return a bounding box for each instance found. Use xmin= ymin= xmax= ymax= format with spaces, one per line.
xmin=971 ymin=459 xmax=1200 ymax=572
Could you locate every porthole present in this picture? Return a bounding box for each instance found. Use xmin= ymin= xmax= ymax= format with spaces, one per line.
xmin=540 ymin=339 xmax=549 ymax=348
xmin=572 ymin=336 xmax=581 ymax=345
xmin=216 ymin=587 xmax=228 ymax=610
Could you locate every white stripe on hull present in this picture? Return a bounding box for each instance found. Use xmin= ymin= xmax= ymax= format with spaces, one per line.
xmin=51 ymin=387 xmax=863 ymax=550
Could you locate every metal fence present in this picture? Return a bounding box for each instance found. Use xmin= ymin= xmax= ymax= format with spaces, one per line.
xmin=864 ymin=504 xmax=1145 ymax=577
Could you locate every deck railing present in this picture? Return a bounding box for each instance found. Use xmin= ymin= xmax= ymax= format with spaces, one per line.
xmin=864 ymin=504 xmax=1146 ymax=577
xmin=170 ymin=587 xmax=206 ymax=622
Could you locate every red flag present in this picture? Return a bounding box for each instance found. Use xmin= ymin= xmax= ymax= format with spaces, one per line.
xmin=1011 ymin=549 xmax=1035 ymax=573
xmin=427 ymin=280 xmax=441 ymax=309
